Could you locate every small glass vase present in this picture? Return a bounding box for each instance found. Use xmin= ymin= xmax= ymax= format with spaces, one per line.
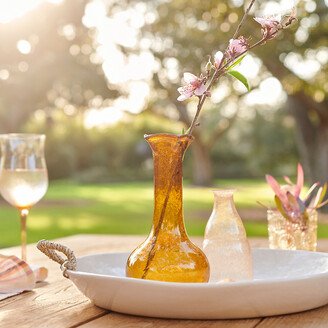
xmin=267 ymin=209 xmax=318 ymax=251
xmin=202 ymin=190 xmax=253 ymax=282
xmin=126 ymin=133 xmax=209 ymax=283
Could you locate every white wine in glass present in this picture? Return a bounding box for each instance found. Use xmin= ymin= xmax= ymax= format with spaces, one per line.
xmin=0 ymin=134 xmax=48 ymax=261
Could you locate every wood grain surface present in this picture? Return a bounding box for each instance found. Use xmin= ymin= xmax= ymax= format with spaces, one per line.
xmin=0 ymin=235 xmax=328 ymax=328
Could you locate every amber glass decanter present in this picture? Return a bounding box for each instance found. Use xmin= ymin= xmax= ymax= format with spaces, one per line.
xmin=126 ymin=133 xmax=209 ymax=283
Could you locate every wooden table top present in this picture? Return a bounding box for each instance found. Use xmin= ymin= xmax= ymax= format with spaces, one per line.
xmin=1 ymin=235 xmax=328 ymax=328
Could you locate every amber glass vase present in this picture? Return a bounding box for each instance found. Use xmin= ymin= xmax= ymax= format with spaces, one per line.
xmin=126 ymin=133 xmax=209 ymax=283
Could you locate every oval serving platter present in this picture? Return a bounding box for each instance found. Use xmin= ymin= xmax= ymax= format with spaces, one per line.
xmin=67 ymin=249 xmax=328 ymax=319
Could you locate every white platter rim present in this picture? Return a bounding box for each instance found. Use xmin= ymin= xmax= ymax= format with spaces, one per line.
xmin=67 ymin=248 xmax=328 ymax=288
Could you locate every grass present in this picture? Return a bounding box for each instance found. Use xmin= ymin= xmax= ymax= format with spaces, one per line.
xmin=0 ymin=179 xmax=327 ymax=248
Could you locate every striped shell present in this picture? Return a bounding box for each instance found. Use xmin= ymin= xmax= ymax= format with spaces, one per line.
xmin=0 ymin=254 xmax=47 ymax=294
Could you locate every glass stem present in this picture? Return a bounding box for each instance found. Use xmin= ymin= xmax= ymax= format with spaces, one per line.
xmin=20 ymin=209 xmax=29 ymax=262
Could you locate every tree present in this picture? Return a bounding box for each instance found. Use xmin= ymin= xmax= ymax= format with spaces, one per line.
xmin=130 ymin=0 xmax=328 ymax=184
xmin=0 ymin=0 xmax=116 ymax=133
xmin=257 ymin=0 xmax=328 ymax=183
xmin=1 ymin=0 xmax=324 ymax=185
xmin=135 ymin=1 xmax=249 ymax=185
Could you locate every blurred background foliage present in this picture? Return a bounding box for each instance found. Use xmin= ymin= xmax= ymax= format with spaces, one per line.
xmin=1 ymin=0 xmax=326 ymax=185
xmin=0 ymin=0 xmax=327 ymax=246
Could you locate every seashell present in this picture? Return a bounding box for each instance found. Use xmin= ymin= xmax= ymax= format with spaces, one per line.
xmin=0 ymin=255 xmax=47 ymax=294
xmin=30 ymin=265 xmax=48 ymax=282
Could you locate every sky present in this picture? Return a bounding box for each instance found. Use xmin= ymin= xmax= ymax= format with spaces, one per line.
xmin=0 ymin=0 xmax=326 ymax=128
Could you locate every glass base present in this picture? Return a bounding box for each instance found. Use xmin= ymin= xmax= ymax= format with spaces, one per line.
xmin=267 ymin=210 xmax=317 ymax=251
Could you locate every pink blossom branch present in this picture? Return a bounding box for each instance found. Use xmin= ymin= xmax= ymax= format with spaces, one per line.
xmin=185 ymin=3 xmax=296 ymax=136
xmin=187 ymin=0 xmax=258 ymax=135
xmin=187 ymin=37 xmax=266 ymax=135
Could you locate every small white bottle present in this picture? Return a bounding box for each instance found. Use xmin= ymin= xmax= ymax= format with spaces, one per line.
xmin=202 ymin=189 xmax=253 ymax=282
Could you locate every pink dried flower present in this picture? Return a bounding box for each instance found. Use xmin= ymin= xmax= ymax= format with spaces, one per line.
xmin=214 ymin=51 xmax=223 ymax=68
xmin=281 ymin=7 xmax=297 ymax=29
xmin=266 ymin=174 xmax=289 ymax=205
xmin=177 ymin=73 xmax=207 ymax=101
xmin=265 ymin=163 xmax=328 ymax=223
xmin=227 ymin=37 xmax=249 ymax=59
xmin=254 ymin=16 xmax=281 ymax=40
xmin=266 ymin=163 xmax=304 ymax=206
xmin=294 ymin=163 xmax=304 ymax=198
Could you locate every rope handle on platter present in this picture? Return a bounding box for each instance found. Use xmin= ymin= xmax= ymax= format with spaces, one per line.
xmin=37 ymin=239 xmax=77 ymax=278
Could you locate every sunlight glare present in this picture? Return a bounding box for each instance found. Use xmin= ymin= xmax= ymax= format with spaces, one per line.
xmin=284 ymin=52 xmax=321 ymax=80
xmin=0 ymin=0 xmax=42 ymax=23
xmin=0 ymin=69 xmax=9 ymax=80
xmin=261 ymin=0 xmax=296 ymax=16
xmin=84 ymin=107 xmax=124 ymax=129
xmin=245 ymin=77 xmax=286 ymax=106
xmin=47 ymin=0 xmax=64 ymax=4
xmin=82 ymin=1 xmax=156 ymax=128
xmin=238 ymin=55 xmax=261 ymax=79
xmin=83 ymin=0 xmax=107 ymax=28
xmin=17 ymin=40 xmax=32 ymax=54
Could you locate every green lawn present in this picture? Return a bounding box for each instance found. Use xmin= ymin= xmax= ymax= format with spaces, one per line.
xmin=1 ymin=179 xmax=327 ymax=248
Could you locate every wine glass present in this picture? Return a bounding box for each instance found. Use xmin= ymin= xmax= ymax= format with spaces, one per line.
xmin=0 ymin=134 xmax=48 ymax=261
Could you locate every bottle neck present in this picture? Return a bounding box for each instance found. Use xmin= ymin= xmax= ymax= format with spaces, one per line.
xmin=146 ymin=134 xmax=192 ymax=234
xmin=212 ymin=191 xmax=237 ymax=218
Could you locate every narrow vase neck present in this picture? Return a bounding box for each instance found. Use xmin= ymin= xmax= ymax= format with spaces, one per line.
xmin=145 ymin=133 xmax=193 ymax=233
xmin=212 ymin=190 xmax=238 ymax=217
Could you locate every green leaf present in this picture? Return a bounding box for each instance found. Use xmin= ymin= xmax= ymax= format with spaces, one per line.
xmin=227 ymin=55 xmax=246 ymax=70
xmin=274 ymin=196 xmax=291 ymax=221
xmin=286 ymin=192 xmax=300 ymax=211
xmin=228 ymin=70 xmax=250 ymax=91
xmin=320 ymin=183 xmax=327 ymax=204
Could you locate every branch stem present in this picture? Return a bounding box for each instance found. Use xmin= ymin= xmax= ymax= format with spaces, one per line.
xmin=232 ymin=0 xmax=256 ymax=39
xmin=187 ymin=0 xmax=258 ymax=135
xmin=188 ymin=37 xmax=266 ymax=135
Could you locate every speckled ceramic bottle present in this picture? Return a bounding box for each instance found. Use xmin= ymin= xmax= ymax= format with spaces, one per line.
xmin=203 ymin=189 xmax=253 ymax=282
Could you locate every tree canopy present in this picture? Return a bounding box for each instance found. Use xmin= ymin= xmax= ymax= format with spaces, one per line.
xmin=0 ymin=0 xmax=326 ymax=184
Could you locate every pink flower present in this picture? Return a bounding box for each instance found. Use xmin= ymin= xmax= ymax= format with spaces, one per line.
xmin=266 ymin=163 xmax=304 ymax=204
xmin=266 ymin=163 xmax=305 ymax=221
xmin=266 ymin=174 xmax=289 ymax=205
xmin=254 ymin=16 xmax=281 ymax=40
xmin=214 ymin=51 xmax=223 ymax=68
xmin=227 ymin=37 xmax=249 ymax=59
xmin=294 ymin=163 xmax=304 ymax=198
xmin=177 ymin=73 xmax=207 ymax=101
xmin=265 ymin=163 xmax=328 ymax=221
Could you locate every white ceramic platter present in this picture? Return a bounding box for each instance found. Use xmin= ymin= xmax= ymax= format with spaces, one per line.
xmin=67 ymin=249 xmax=328 ymax=319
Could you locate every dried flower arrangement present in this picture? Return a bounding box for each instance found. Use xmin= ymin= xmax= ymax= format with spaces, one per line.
xmin=266 ymin=164 xmax=328 ymax=224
